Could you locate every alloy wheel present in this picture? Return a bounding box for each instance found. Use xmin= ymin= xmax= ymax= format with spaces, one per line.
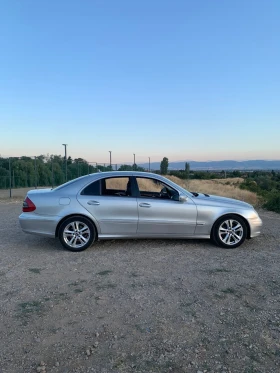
xmin=218 ymin=219 xmax=244 ymax=246
xmin=63 ymin=220 xmax=91 ymax=249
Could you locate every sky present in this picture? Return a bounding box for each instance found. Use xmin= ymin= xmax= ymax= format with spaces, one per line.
xmin=1 ymin=0 xmax=279 ymax=164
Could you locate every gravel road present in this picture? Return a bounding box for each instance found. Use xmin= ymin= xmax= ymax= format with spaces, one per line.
xmin=0 ymin=202 xmax=279 ymax=373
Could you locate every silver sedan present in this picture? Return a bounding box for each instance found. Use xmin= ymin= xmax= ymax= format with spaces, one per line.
xmin=19 ymin=171 xmax=262 ymax=251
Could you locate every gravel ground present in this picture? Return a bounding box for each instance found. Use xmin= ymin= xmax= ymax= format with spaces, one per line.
xmin=0 ymin=201 xmax=280 ymax=373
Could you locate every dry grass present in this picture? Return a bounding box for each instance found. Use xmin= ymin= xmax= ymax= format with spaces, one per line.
xmin=166 ymin=176 xmax=258 ymax=206
xmin=136 ymin=178 xmax=162 ymax=192
xmin=106 ymin=177 xmax=129 ymax=189
xmin=106 ymin=177 xmax=162 ymax=192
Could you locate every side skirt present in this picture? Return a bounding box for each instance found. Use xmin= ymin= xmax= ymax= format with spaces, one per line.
xmin=98 ymin=234 xmax=210 ymax=240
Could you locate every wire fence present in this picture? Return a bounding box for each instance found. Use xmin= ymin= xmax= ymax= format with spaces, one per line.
xmin=0 ymin=156 xmax=153 ymax=198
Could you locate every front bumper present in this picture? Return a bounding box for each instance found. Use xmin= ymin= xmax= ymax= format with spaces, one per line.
xmin=248 ymin=216 xmax=263 ymax=238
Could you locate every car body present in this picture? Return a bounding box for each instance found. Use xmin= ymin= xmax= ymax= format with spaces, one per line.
xmin=19 ymin=171 xmax=262 ymax=251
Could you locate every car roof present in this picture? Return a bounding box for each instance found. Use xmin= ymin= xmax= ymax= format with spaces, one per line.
xmin=54 ymin=171 xmax=190 ymax=196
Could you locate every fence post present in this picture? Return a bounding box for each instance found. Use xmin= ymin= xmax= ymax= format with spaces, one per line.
xmin=51 ymin=159 xmax=54 ymax=188
xmin=34 ymin=157 xmax=37 ymax=189
xmin=9 ymin=157 xmax=12 ymax=198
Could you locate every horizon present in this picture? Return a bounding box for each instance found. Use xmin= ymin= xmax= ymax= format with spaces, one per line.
xmin=1 ymin=0 xmax=280 ymax=161
xmin=1 ymin=152 xmax=280 ymax=165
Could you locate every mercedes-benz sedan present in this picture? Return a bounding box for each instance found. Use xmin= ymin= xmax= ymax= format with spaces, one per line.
xmin=19 ymin=171 xmax=262 ymax=251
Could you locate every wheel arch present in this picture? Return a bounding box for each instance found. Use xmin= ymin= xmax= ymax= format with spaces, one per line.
xmin=210 ymin=213 xmax=251 ymax=239
xmin=55 ymin=214 xmax=99 ymax=239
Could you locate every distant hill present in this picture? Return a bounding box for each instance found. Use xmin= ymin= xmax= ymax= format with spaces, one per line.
xmin=140 ymin=160 xmax=280 ymax=171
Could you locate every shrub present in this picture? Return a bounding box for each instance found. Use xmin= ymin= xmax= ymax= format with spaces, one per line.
xmin=263 ymin=193 xmax=280 ymax=213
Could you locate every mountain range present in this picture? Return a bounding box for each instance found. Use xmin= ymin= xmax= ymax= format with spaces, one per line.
xmin=139 ymin=160 xmax=280 ymax=171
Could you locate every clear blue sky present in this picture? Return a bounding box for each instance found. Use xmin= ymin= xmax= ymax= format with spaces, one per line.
xmin=1 ymin=0 xmax=279 ymax=164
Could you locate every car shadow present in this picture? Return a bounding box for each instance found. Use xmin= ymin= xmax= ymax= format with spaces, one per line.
xmin=19 ymin=235 xmax=221 ymax=254
xmin=20 ymin=235 xmax=63 ymax=252
xmin=90 ymin=238 xmax=214 ymax=252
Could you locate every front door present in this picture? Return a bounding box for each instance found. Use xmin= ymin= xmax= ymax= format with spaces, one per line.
xmin=135 ymin=177 xmax=197 ymax=236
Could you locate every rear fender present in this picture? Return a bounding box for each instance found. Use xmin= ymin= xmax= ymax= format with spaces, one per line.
xmin=55 ymin=213 xmax=100 ymax=238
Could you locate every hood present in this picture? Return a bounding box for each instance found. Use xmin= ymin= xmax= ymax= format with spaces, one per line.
xmin=192 ymin=193 xmax=253 ymax=209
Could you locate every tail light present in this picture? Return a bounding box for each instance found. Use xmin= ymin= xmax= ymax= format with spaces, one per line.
xmin=22 ymin=197 xmax=36 ymax=212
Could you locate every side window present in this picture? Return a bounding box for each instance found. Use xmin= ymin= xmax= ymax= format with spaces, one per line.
xmin=101 ymin=177 xmax=132 ymax=197
xmin=136 ymin=178 xmax=179 ymax=200
xmin=81 ymin=180 xmax=101 ymax=195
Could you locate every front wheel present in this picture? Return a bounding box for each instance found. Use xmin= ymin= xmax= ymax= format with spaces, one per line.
xmin=58 ymin=216 xmax=95 ymax=252
xmin=212 ymin=215 xmax=247 ymax=249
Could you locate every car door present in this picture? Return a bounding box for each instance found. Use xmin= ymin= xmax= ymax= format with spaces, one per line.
xmin=135 ymin=177 xmax=197 ymax=236
xmin=77 ymin=176 xmax=138 ymax=235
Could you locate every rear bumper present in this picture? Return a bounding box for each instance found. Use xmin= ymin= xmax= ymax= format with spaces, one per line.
xmin=19 ymin=213 xmax=60 ymax=237
xmin=248 ymin=216 xmax=262 ymax=238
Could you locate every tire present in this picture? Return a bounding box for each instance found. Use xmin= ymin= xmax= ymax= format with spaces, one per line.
xmin=58 ymin=216 xmax=95 ymax=252
xmin=211 ymin=214 xmax=247 ymax=249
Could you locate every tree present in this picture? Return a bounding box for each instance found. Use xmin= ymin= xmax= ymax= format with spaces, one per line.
xmin=135 ymin=165 xmax=145 ymax=172
xmin=160 ymin=157 xmax=169 ymax=175
xmin=185 ymin=162 xmax=190 ymax=179
xmin=118 ymin=164 xmax=133 ymax=171
xmin=232 ymin=170 xmax=241 ymax=177
xmin=0 ymin=166 xmax=9 ymax=188
xmin=118 ymin=164 xmax=145 ymax=172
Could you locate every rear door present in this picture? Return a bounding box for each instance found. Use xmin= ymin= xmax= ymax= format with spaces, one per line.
xmin=77 ymin=176 xmax=138 ymax=235
xmin=135 ymin=177 xmax=197 ymax=236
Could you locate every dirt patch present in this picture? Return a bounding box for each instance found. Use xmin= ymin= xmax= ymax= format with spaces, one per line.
xmin=0 ymin=202 xmax=279 ymax=373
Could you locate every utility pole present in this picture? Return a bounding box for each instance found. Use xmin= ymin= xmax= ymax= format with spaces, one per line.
xmin=78 ymin=162 xmax=81 ymax=177
xmin=51 ymin=158 xmax=54 ymax=188
xmin=109 ymin=151 xmax=112 ymax=169
xmin=133 ymin=153 xmax=136 ymax=171
xmin=148 ymin=157 xmax=150 ymax=172
xmin=62 ymin=144 xmax=68 ymax=182
xmin=9 ymin=157 xmax=12 ymax=198
xmin=34 ymin=156 xmax=37 ymax=189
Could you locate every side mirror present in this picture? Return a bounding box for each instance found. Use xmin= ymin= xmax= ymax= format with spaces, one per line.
xmin=179 ymin=195 xmax=187 ymax=203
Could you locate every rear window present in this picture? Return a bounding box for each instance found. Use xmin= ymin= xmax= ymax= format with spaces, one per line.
xmin=81 ymin=180 xmax=101 ymax=195
xmin=54 ymin=175 xmax=88 ymax=191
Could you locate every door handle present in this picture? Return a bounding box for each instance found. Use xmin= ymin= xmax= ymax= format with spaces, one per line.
xmin=87 ymin=200 xmax=100 ymax=205
xmin=139 ymin=203 xmax=151 ymax=208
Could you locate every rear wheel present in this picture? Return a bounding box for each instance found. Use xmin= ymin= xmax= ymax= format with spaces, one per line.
xmin=212 ymin=214 xmax=247 ymax=249
xmin=58 ymin=216 xmax=95 ymax=252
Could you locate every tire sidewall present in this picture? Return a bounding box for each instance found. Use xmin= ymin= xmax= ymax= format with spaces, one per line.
xmin=58 ymin=216 xmax=95 ymax=252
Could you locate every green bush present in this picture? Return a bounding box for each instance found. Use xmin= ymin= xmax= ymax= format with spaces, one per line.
xmin=263 ymin=194 xmax=280 ymax=213
xmin=239 ymin=179 xmax=259 ymax=193
xmin=239 ymin=173 xmax=280 ymax=213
